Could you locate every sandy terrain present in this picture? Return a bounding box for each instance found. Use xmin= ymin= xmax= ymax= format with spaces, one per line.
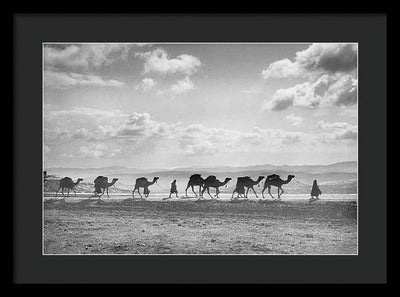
xmin=43 ymin=197 xmax=357 ymax=255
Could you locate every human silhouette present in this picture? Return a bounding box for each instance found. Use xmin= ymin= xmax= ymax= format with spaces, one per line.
xmin=311 ymin=180 xmax=322 ymax=200
xmin=169 ymin=180 xmax=178 ymax=198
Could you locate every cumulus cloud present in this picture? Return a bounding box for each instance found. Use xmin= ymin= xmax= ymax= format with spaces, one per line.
xmin=45 ymin=108 xmax=357 ymax=162
xmin=168 ymin=76 xmax=195 ymax=95
xmin=262 ymin=43 xmax=357 ymax=79
xmin=135 ymin=48 xmax=201 ymax=76
xmin=264 ymin=74 xmax=357 ymax=111
xmin=285 ymin=114 xmax=303 ymax=127
xmin=135 ymin=78 xmax=156 ymax=92
xmin=44 ymin=71 xmax=125 ymax=89
xmin=44 ymin=44 xmax=133 ymax=71
xmin=262 ymin=58 xmax=302 ymax=79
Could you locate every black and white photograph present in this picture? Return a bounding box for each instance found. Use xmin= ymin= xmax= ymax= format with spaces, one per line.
xmin=42 ymin=42 xmax=358 ymax=255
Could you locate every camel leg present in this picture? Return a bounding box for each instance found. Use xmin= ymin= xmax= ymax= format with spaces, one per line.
xmin=99 ymin=188 xmax=104 ymax=198
xmin=206 ymin=187 xmax=213 ymax=198
xmin=106 ymin=187 xmax=109 ymax=198
xmin=215 ymin=188 xmax=219 ymax=198
xmin=251 ymin=187 xmax=258 ymax=198
xmin=67 ymin=189 xmax=70 ymax=198
xmin=137 ymin=188 xmax=143 ymax=199
xmin=278 ymin=187 xmax=284 ymax=199
xmin=201 ymin=186 xmax=206 ymax=197
xmin=245 ymin=187 xmax=250 ymax=199
xmin=231 ymin=189 xmax=236 ymax=199
xmin=73 ymin=188 xmax=77 ymax=197
xmin=268 ymin=187 xmax=275 ymax=199
xmin=61 ymin=188 xmax=66 ymax=198
xmin=185 ymin=183 xmax=191 ymax=197
xmin=262 ymin=187 xmax=266 ymax=199
xmin=191 ymin=185 xmax=198 ymax=197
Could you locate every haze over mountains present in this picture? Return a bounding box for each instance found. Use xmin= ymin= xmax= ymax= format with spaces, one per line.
xmin=45 ymin=161 xmax=357 ymax=195
xmin=46 ymin=161 xmax=357 ymax=177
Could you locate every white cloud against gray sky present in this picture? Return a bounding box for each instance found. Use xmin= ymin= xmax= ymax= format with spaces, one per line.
xmin=44 ymin=43 xmax=357 ymax=168
xmin=262 ymin=43 xmax=357 ymax=111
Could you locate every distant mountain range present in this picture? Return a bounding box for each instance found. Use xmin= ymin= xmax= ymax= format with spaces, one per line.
xmin=46 ymin=161 xmax=357 ymax=177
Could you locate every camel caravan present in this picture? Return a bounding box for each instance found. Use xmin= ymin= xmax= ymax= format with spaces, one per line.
xmin=50 ymin=172 xmax=296 ymax=201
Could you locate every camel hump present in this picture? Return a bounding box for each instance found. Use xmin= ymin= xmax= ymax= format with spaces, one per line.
xmin=136 ymin=177 xmax=147 ymax=183
xmin=63 ymin=177 xmax=73 ymax=182
xmin=190 ymin=174 xmax=202 ymax=179
xmin=94 ymin=176 xmax=107 ymax=184
xmin=237 ymin=176 xmax=248 ymax=184
xmin=267 ymin=174 xmax=280 ymax=180
xmin=205 ymin=175 xmax=217 ymax=183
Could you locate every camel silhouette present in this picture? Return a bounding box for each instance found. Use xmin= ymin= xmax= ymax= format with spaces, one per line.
xmin=185 ymin=174 xmax=206 ymax=197
xmin=232 ymin=176 xmax=265 ymax=199
xmin=56 ymin=177 xmax=83 ymax=198
xmin=132 ymin=177 xmax=159 ymax=199
xmin=201 ymin=176 xmax=231 ymax=198
xmin=262 ymin=174 xmax=295 ymax=199
xmin=93 ymin=176 xmax=118 ymax=198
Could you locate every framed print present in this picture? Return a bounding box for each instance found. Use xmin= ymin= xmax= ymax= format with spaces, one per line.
xmin=14 ymin=13 xmax=387 ymax=284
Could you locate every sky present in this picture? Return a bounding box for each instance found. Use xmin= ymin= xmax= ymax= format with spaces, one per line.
xmin=43 ymin=43 xmax=358 ymax=169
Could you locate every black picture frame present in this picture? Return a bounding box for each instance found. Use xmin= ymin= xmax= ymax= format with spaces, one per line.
xmin=13 ymin=13 xmax=387 ymax=284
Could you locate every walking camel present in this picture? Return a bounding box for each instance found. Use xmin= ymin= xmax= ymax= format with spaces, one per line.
xmin=185 ymin=174 xmax=206 ymax=197
xmin=93 ymin=176 xmax=119 ymax=198
xmin=201 ymin=176 xmax=232 ymax=198
xmin=232 ymin=176 xmax=265 ymax=199
xmin=56 ymin=177 xmax=83 ymax=198
xmin=231 ymin=177 xmax=247 ymax=199
xmin=243 ymin=176 xmax=265 ymax=198
xmin=262 ymin=174 xmax=295 ymax=200
xmin=132 ymin=177 xmax=159 ymax=199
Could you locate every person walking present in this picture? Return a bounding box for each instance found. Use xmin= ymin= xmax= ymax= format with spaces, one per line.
xmin=169 ymin=180 xmax=179 ymax=198
xmin=310 ymin=179 xmax=322 ymax=200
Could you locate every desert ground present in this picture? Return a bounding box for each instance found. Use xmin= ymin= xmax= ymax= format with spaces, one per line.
xmin=43 ymin=195 xmax=357 ymax=255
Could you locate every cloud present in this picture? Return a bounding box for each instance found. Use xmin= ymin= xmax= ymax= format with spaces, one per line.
xmin=45 ymin=108 xmax=357 ymax=162
xmin=285 ymin=114 xmax=303 ymax=127
xmin=262 ymin=43 xmax=357 ymax=79
xmin=168 ymin=76 xmax=195 ymax=95
xmin=183 ymin=140 xmax=219 ymax=156
xmin=316 ymin=120 xmax=358 ymax=142
xmin=135 ymin=48 xmax=201 ymax=76
xmin=135 ymin=78 xmax=156 ymax=92
xmin=77 ymin=143 xmax=121 ymax=159
xmin=262 ymin=58 xmax=302 ymax=79
xmin=44 ymin=44 xmax=133 ymax=71
xmin=44 ymin=71 xmax=125 ymax=89
xmin=264 ymin=74 xmax=357 ymax=111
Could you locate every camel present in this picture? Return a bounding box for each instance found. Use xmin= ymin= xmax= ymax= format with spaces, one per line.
xmin=132 ymin=177 xmax=159 ymax=199
xmin=185 ymin=174 xmax=206 ymax=197
xmin=262 ymin=174 xmax=295 ymax=200
xmin=143 ymin=187 xmax=150 ymax=198
xmin=231 ymin=177 xmax=247 ymax=199
xmin=231 ymin=176 xmax=265 ymax=199
xmin=93 ymin=176 xmax=119 ymax=198
xmin=56 ymin=177 xmax=83 ymax=198
xmin=201 ymin=176 xmax=232 ymax=198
